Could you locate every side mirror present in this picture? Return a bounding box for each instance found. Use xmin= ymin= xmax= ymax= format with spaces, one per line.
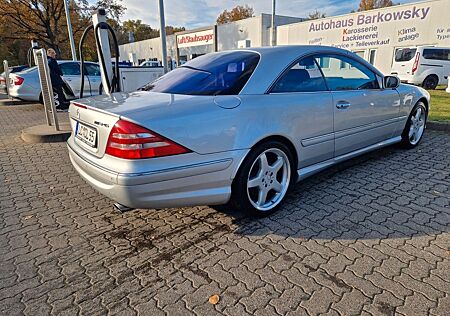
xmin=384 ymin=76 xmax=400 ymax=89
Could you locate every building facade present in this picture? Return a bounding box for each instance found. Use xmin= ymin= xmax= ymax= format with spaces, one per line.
xmin=119 ymin=0 xmax=450 ymax=74
xmin=119 ymin=14 xmax=304 ymax=66
xmin=277 ymin=0 xmax=450 ymax=73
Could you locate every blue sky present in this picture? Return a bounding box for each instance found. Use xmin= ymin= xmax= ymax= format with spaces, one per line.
xmin=120 ymin=0 xmax=419 ymax=29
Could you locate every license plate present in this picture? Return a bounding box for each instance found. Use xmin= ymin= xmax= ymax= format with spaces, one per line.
xmin=75 ymin=122 xmax=97 ymax=148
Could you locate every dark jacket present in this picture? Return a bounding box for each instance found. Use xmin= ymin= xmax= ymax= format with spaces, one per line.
xmin=47 ymin=57 xmax=64 ymax=87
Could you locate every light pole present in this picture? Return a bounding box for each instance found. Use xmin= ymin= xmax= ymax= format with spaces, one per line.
xmin=63 ymin=0 xmax=77 ymax=60
xmin=158 ymin=0 xmax=168 ymax=73
xmin=271 ymin=0 xmax=276 ymax=46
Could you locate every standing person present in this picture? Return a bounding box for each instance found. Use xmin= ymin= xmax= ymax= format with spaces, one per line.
xmin=47 ymin=48 xmax=69 ymax=111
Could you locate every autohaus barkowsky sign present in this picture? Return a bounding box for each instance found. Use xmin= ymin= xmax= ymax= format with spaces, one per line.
xmin=308 ymin=5 xmax=431 ymax=32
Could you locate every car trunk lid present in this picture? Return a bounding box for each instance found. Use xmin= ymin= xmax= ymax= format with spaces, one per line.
xmin=69 ymin=102 xmax=120 ymax=158
xmin=68 ymin=91 xmax=223 ymax=157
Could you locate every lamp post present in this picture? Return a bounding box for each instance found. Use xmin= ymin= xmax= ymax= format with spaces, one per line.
xmin=63 ymin=0 xmax=77 ymax=60
xmin=271 ymin=0 xmax=276 ymax=46
xmin=158 ymin=0 xmax=168 ymax=73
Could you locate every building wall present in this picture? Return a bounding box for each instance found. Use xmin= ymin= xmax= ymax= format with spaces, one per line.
xmin=119 ymin=14 xmax=304 ymax=62
xmin=261 ymin=14 xmax=307 ymax=46
xmin=277 ymin=0 xmax=450 ymax=74
xmin=217 ymin=16 xmax=263 ymax=51
xmin=119 ymin=36 xmax=174 ymax=63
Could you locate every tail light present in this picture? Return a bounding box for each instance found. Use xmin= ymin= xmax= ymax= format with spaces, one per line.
xmin=13 ymin=76 xmax=24 ymax=86
xmin=72 ymin=102 xmax=87 ymax=109
xmin=0 ymin=77 xmax=5 ymax=84
xmin=105 ymin=119 xmax=191 ymax=159
xmin=412 ymin=52 xmax=420 ymax=75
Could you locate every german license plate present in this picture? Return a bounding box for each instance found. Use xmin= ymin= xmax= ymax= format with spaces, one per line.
xmin=75 ymin=122 xmax=97 ymax=148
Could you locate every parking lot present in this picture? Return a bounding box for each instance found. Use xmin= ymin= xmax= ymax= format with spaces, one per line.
xmin=0 ymin=103 xmax=449 ymax=316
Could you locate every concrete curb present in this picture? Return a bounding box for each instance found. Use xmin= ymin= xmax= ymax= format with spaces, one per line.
xmin=21 ymin=123 xmax=71 ymax=143
xmin=427 ymin=121 xmax=450 ymax=132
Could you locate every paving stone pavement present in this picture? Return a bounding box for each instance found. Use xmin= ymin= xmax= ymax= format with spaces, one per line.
xmin=0 ymin=103 xmax=449 ymax=316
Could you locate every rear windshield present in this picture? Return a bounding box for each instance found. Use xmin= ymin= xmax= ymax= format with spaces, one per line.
xmin=395 ymin=48 xmax=417 ymax=62
xmin=141 ymin=51 xmax=260 ymax=95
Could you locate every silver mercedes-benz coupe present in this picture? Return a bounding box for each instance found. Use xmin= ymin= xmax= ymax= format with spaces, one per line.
xmin=67 ymin=45 xmax=430 ymax=216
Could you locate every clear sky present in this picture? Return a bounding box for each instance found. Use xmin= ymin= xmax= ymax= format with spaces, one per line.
xmin=119 ymin=0 xmax=420 ymax=29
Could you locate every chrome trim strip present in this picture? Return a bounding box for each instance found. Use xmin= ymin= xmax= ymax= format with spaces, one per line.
xmin=335 ymin=117 xmax=402 ymax=139
xmin=297 ymin=136 xmax=402 ymax=181
xmin=301 ymin=133 xmax=334 ymax=147
xmin=68 ymin=141 xmax=232 ymax=179
xmin=120 ymin=158 xmax=233 ymax=178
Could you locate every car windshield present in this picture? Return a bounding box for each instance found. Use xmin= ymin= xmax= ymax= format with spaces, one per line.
xmin=141 ymin=51 xmax=260 ymax=95
xmin=395 ymin=48 xmax=417 ymax=62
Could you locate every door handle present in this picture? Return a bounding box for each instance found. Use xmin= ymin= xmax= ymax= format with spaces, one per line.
xmin=336 ymin=102 xmax=351 ymax=109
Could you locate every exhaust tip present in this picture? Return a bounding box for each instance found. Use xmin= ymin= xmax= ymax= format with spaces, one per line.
xmin=113 ymin=202 xmax=135 ymax=213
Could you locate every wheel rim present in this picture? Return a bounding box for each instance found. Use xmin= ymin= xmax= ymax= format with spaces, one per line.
xmin=408 ymin=106 xmax=426 ymax=145
xmin=247 ymin=148 xmax=291 ymax=212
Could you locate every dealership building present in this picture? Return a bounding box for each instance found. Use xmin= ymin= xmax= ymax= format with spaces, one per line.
xmin=119 ymin=0 xmax=450 ymax=73
xmin=119 ymin=14 xmax=304 ymax=66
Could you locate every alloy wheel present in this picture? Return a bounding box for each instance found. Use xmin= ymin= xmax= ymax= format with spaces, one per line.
xmin=408 ymin=106 xmax=426 ymax=145
xmin=246 ymin=148 xmax=291 ymax=212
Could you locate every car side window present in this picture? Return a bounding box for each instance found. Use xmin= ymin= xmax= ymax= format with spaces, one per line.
xmin=60 ymin=62 xmax=81 ymax=76
xmin=271 ymin=56 xmax=328 ymax=93
xmin=315 ymin=54 xmax=379 ymax=91
xmin=85 ymin=64 xmax=101 ymax=76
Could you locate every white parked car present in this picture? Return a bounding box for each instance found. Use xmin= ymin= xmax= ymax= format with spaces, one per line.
xmin=391 ymin=46 xmax=450 ymax=89
xmin=8 ymin=61 xmax=101 ymax=102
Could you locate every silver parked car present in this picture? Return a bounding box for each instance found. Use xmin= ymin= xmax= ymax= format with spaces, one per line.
xmin=8 ymin=61 xmax=101 ymax=102
xmin=0 ymin=65 xmax=29 ymax=95
xmin=67 ymin=46 xmax=430 ymax=216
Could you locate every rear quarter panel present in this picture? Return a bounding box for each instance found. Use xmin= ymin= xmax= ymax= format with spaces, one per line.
xmin=124 ymin=93 xmax=333 ymax=170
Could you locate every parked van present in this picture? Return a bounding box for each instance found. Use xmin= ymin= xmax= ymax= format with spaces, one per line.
xmin=391 ymin=46 xmax=450 ymax=90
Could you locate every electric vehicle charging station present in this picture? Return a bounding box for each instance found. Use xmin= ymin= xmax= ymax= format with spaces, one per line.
xmin=20 ymin=47 xmax=71 ymax=143
xmin=3 ymin=60 xmax=10 ymax=98
xmin=33 ymin=48 xmax=60 ymax=130
xmin=79 ymin=9 xmax=164 ymax=98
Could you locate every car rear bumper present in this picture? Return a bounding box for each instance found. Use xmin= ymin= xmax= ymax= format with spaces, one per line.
xmin=8 ymin=84 xmax=40 ymax=101
xmin=67 ymin=141 xmax=248 ymax=209
xmin=393 ymin=73 xmax=422 ymax=85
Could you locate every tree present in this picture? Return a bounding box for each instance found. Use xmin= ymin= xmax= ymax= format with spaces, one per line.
xmin=0 ymin=0 xmax=125 ymax=61
xmin=308 ymin=10 xmax=326 ymax=20
xmin=122 ymin=19 xmax=159 ymax=42
xmin=216 ymin=5 xmax=254 ymax=25
xmin=358 ymin=0 xmax=394 ymax=11
xmin=119 ymin=21 xmax=186 ymax=44
xmin=165 ymin=26 xmax=185 ymax=36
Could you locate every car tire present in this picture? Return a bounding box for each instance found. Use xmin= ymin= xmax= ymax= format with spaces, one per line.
xmin=38 ymin=93 xmax=43 ymax=105
xmin=230 ymin=141 xmax=294 ymax=217
xmin=422 ymin=75 xmax=438 ymax=90
xmin=400 ymin=101 xmax=427 ymax=149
